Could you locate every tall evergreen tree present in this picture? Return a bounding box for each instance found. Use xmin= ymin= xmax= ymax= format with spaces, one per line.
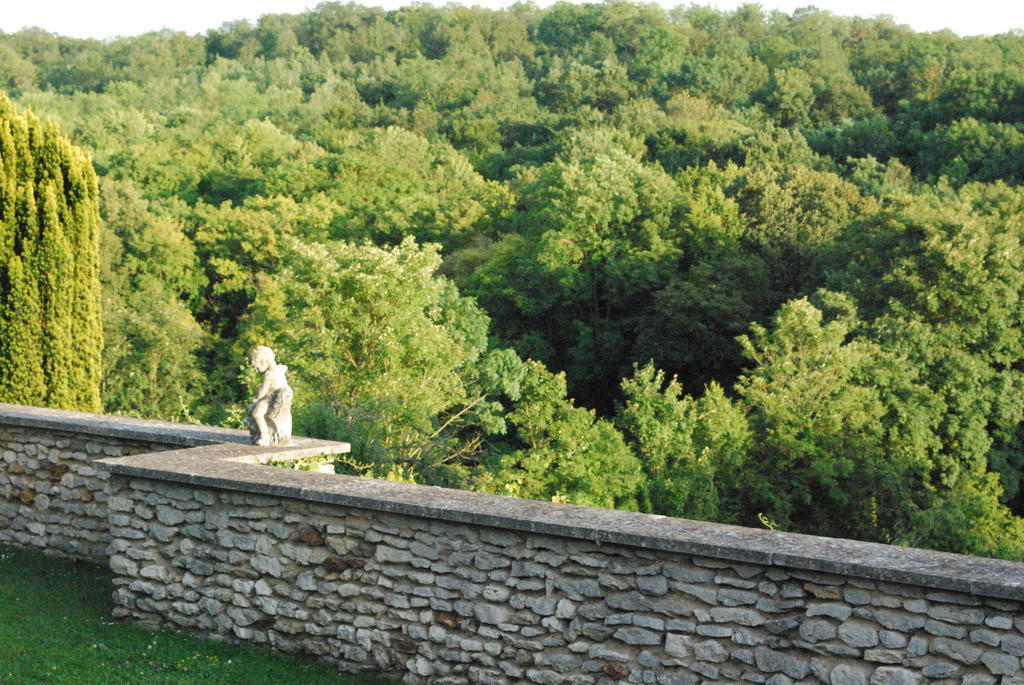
xmin=0 ymin=95 xmax=101 ymax=410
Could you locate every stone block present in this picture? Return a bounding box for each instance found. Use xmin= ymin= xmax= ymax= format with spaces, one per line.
xmin=838 ymin=619 xmax=879 ymax=648
xmin=931 ymin=637 xmax=984 ymax=665
xmin=711 ymin=607 xmax=766 ymax=626
xmin=755 ymin=646 xmax=810 ymax=680
xmin=831 ymin=663 xmax=869 ymax=685
xmin=799 ymin=618 xmax=837 ymax=643
xmin=981 ymin=650 xmax=1021 ymax=676
xmin=808 ymin=602 xmax=853 ymax=621
xmin=613 ymin=626 xmax=661 ymax=646
xmin=868 ymin=666 xmax=921 ymax=685
xmin=1003 ymin=635 xmax=1024 ymax=657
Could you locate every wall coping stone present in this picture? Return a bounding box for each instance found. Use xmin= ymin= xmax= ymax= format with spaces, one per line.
xmin=0 ymin=401 xmax=350 ymax=461
xmin=0 ymin=402 xmax=252 ymax=447
xmin=3 ymin=403 xmax=1023 ymax=602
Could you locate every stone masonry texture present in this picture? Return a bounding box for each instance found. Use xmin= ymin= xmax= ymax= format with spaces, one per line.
xmin=105 ymin=474 xmax=1024 ymax=685
xmin=0 ymin=425 xmax=175 ymax=561
xmin=2 ymin=404 xmax=1024 ymax=685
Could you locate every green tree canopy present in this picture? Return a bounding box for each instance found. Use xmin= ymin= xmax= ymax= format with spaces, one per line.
xmin=241 ymin=237 xmax=523 ymax=486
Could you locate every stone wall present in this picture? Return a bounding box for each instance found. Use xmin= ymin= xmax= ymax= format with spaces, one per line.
xmin=0 ymin=424 xmax=173 ymax=561
xmin=105 ymin=472 xmax=1024 ymax=685
xmin=0 ymin=403 xmax=345 ymax=562
xmin=3 ymin=402 xmax=1024 ymax=685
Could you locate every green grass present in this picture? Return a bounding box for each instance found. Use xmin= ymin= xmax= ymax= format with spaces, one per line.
xmin=0 ymin=544 xmax=394 ymax=684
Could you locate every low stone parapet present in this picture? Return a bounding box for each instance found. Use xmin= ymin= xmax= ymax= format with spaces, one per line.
xmin=2 ymin=402 xmax=1024 ymax=684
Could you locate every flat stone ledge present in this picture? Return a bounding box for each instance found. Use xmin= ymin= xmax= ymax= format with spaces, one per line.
xmin=5 ymin=403 xmax=1023 ymax=602
xmin=0 ymin=402 xmax=252 ymax=447
xmin=0 ymin=402 xmax=349 ymax=461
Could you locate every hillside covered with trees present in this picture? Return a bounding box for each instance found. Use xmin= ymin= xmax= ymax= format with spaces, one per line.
xmin=3 ymin=2 xmax=1024 ymax=559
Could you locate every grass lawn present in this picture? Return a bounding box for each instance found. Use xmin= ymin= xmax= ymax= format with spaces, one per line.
xmin=0 ymin=543 xmax=395 ymax=684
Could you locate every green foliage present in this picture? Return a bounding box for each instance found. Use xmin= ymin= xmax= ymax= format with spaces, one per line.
xmin=4 ymin=2 xmax=1024 ymax=560
xmin=0 ymin=43 xmax=37 ymax=94
xmin=917 ymin=118 xmax=1024 ymax=185
xmin=901 ymin=476 xmax=1024 ymax=560
xmin=470 ymin=134 xmax=682 ymax=410
xmin=479 ymin=360 xmax=642 ymax=509
xmin=321 ymin=127 xmax=513 ymax=248
xmin=0 ymin=255 xmax=45 ymax=404
xmin=243 ymin=237 xmax=523 ymax=486
xmin=99 ymin=179 xmax=207 ymax=420
xmin=733 ymin=295 xmax=890 ymax=538
xmin=825 ymin=194 xmax=1024 ymax=556
xmin=647 ymin=94 xmax=753 ymax=173
xmin=0 ymin=95 xmax=101 ymax=410
xmin=616 ymin=363 xmax=720 ymax=520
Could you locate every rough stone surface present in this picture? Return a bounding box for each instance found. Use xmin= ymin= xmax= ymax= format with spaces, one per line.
xmin=868 ymin=666 xmax=921 ymax=685
xmin=2 ymin=403 xmax=1024 ymax=685
xmin=831 ymin=663 xmax=869 ymax=685
xmin=0 ymin=424 xmax=172 ymax=560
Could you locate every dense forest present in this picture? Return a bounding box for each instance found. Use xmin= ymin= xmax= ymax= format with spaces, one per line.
xmin=3 ymin=1 xmax=1024 ymax=559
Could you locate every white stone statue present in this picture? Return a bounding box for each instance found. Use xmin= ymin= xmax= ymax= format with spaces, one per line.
xmin=245 ymin=346 xmax=293 ymax=446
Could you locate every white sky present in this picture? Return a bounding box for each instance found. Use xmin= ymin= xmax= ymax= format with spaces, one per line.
xmin=0 ymin=0 xmax=1021 ymax=40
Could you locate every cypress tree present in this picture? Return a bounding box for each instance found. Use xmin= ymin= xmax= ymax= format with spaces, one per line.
xmin=0 ymin=95 xmax=102 ymax=411
xmin=38 ymin=183 xmax=73 ymax=406
xmin=0 ymin=255 xmax=46 ymax=405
